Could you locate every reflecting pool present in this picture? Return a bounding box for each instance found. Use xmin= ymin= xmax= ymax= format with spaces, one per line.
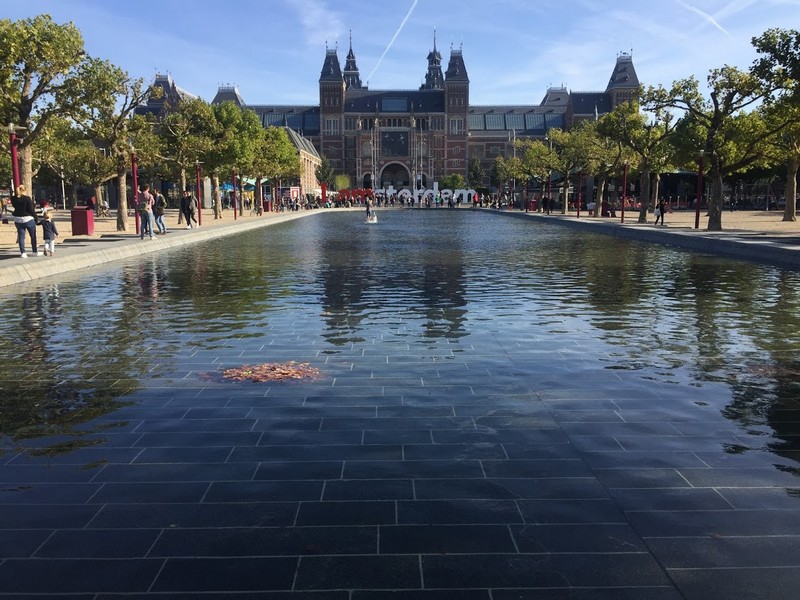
xmin=1 ymin=209 xmax=800 ymax=597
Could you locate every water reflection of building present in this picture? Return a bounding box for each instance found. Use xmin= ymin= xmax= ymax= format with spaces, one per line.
xmin=208 ymin=35 xmax=640 ymax=193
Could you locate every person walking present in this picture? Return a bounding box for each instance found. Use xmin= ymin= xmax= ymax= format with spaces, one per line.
xmin=181 ymin=189 xmax=199 ymax=229
xmin=654 ymin=198 xmax=666 ymax=226
xmin=39 ymin=209 xmax=59 ymax=255
xmin=153 ymin=188 xmax=168 ymax=234
xmin=11 ymin=185 xmax=41 ymax=258
xmin=138 ymin=184 xmax=155 ymax=240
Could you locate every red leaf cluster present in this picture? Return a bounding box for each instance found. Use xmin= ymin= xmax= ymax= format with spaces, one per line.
xmin=221 ymin=361 xmax=321 ymax=383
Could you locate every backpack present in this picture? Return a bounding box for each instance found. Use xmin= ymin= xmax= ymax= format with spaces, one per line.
xmin=136 ymin=192 xmax=149 ymax=212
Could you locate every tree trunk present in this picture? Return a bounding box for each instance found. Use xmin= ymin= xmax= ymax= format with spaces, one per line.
xmin=707 ymin=171 xmax=724 ymax=231
xmin=115 ymin=165 xmax=129 ymax=232
xmin=596 ymin=175 xmax=606 ymax=215
xmin=783 ymin=158 xmax=798 ymax=222
xmin=19 ymin=145 xmax=34 ymax=194
xmin=212 ymin=175 xmax=222 ymax=219
xmin=561 ymin=179 xmax=568 ymax=214
xmin=638 ymin=168 xmax=651 ymax=223
xmin=94 ymin=184 xmax=103 ymax=210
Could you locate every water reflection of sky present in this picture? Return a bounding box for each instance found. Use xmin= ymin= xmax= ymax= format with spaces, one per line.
xmin=1 ymin=210 xmax=800 ymax=464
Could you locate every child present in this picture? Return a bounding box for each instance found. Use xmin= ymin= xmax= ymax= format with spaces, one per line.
xmin=40 ymin=209 xmax=59 ymax=256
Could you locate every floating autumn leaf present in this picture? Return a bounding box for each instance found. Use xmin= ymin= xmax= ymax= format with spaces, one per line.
xmin=222 ymin=361 xmax=322 ymax=383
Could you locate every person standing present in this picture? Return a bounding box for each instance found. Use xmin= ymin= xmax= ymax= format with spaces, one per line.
xmin=138 ymin=184 xmax=155 ymax=240
xmin=654 ymin=198 xmax=665 ymax=226
xmin=153 ymin=188 xmax=168 ymax=234
xmin=39 ymin=209 xmax=59 ymax=255
xmin=11 ymin=185 xmax=41 ymax=258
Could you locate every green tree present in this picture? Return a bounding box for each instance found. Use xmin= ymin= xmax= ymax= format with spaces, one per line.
xmin=643 ymin=66 xmax=792 ymax=231
xmin=252 ymin=126 xmax=301 ymax=208
xmin=335 ymin=174 xmax=351 ymax=191
xmin=467 ymin=156 xmax=484 ymax=189
xmin=0 ymin=15 xmax=103 ymax=193
xmin=315 ymin=156 xmax=336 ymax=189
xmin=158 ymin=97 xmax=216 ymax=196
xmin=547 ymin=125 xmax=594 ymax=214
xmin=439 ymin=173 xmax=465 ymax=191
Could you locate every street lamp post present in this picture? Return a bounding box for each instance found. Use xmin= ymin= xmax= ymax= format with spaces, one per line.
xmin=695 ymin=150 xmax=705 ymax=229
xmin=6 ymin=123 xmax=27 ymax=193
xmin=131 ymin=147 xmax=140 ymax=235
xmin=621 ymin=162 xmax=628 ymax=224
xmin=576 ymin=171 xmax=582 ymax=219
xmin=195 ymin=160 xmax=203 ymax=226
xmin=60 ymin=166 xmax=66 ymax=210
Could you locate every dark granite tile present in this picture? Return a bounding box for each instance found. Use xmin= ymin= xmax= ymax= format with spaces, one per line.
xmin=98 ymin=592 xmax=347 ymax=599
xmin=182 ymin=407 xmax=252 ymax=419
xmin=510 ymin=523 xmax=648 ymax=553
xmin=0 ymin=504 xmax=100 ymax=529
xmin=0 ymin=464 xmax=100 ymax=483
xmin=579 ymin=451 xmax=707 ymax=469
xmin=677 ymin=467 xmax=800 ymax=488
xmin=501 ymin=443 xmax=582 ymax=460
xmin=616 ymin=435 xmax=737 ymax=452
xmin=0 ymin=529 xmax=51 ymax=558
xmin=481 ymin=459 xmax=592 ymax=478
xmin=415 ymin=478 xmax=609 ymax=500
xmin=343 ymin=460 xmax=483 ymax=479
xmin=364 ymin=430 xmax=434 ymax=444
xmin=626 ymin=509 xmax=800 ymax=537
xmin=322 ymin=417 xmax=474 ymax=430
xmin=518 ymin=499 xmax=626 ymax=524
xmin=559 ymin=422 xmax=680 ymax=436
xmin=254 ymin=418 xmax=325 ymax=430
xmin=0 ymin=482 xmax=101 ymax=504
xmin=92 ymin=463 xmax=256 ymax=482
xmin=151 ymin=525 xmax=376 ymax=556
xmin=0 ymin=558 xmax=161 ymax=593
xmin=551 ymin=410 xmax=624 ymax=423
xmin=718 ymin=487 xmax=800 ymax=509
xmin=8 ymin=447 xmax=141 ymax=465
xmin=594 ymin=468 xmax=692 ymax=488
xmin=259 ymin=430 xmax=364 ymax=445
xmin=254 ymin=461 xmax=343 ymax=480
xmin=232 ymin=444 xmax=402 ymax=462
xmin=380 ymin=524 xmax=515 ymax=553
xmin=403 ymin=443 xmax=506 ymax=460
xmin=305 ymin=395 xmax=404 ymax=407
xmin=206 ymin=481 xmax=323 ymax=502
xmin=151 ymin=557 xmax=297 ymax=592
xmin=474 ymin=415 xmax=559 ymax=429
xmin=323 ymin=479 xmax=414 ymax=501
xmin=353 ymin=591 xmax=489 ymax=600
xmin=132 ymin=446 xmax=233 ymax=463
xmin=89 ymin=502 xmax=297 ymax=528
xmin=564 ymin=436 xmax=625 ymax=452
xmin=609 ymin=488 xmax=732 ymax=511
xmin=90 ymin=481 xmax=209 ymax=503
xmin=295 ymin=555 xmax=420 ymax=590
xmin=36 ymin=529 xmax=160 ymax=558
xmin=669 ymin=566 xmax=800 ymax=600
xmin=398 ymin=499 xmax=522 ymax=524
xmin=134 ymin=419 xmax=258 ymax=432
xmin=648 ymin=535 xmax=800 ymax=568
xmin=296 ymin=501 xmax=396 ymax=526
xmin=135 ymin=431 xmax=261 ymax=447
xmin=491 ymin=588 xmax=682 ymax=599
xmin=432 ymin=429 xmax=569 ymax=444
xmin=422 ymin=553 xmax=671 ymax=588
xmin=377 ymin=406 xmax=455 ymax=417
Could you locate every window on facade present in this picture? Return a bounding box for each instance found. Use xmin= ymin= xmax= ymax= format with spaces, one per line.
xmin=382 ymin=97 xmax=406 ymax=112
xmin=305 ymin=114 xmax=320 ymax=132
xmin=345 ymin=117 xmax=358 ymax=131
xmin=506 ymin=113 xmax=524 ymax=130
xmin=430 ymin=116 xmax=444 ymax=131
xmin=264 ymin=113 xmax=284 ymax=126
xmin=525 ymin=113 xmax=545 ymax=130
xmin=324 ymin=118 xmax=340 ymax=134
xmin=450 ymin=118 xmax=464 ymax=134
xmin=468 ymin=114 xmax=484 ymax=130
xmin=545 ymin=113 xmax=564 ymax=129
xmin=485 ymin=114 xmax=504 ymax=130
xmin=287 ymin=114 xmax=302 ymax=129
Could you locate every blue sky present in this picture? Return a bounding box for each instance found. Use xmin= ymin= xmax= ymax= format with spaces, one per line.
xmin=5 ymin=0 xmax=800 ymax=106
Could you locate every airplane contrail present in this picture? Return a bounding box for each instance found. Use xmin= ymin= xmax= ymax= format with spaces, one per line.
xmin=366 ymin=0 xmax=419 ymax=83
xmin=675 ymin=0 xmax=732 ymax=37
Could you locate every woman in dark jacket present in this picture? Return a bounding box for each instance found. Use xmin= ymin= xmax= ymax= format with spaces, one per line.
xmin=11 ymin=184 xmax=40 ymax=258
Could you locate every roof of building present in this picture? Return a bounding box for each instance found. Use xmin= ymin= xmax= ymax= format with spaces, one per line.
xmin=344 ymin=89 xmax=445 ymax=113
xmin=606 ymin=52 xmax=640 ymax=90
xmin=320 ymin=48 xmax=343 ymax=82
xmin=284 ymin=127 xmax=320 ymax=159
xmin=569 ymin=92 xmax=613 ymax=116
xmin=445 ymin=47 xmax=469 ymax=82
xmin=212 ymin=85 xmax=245 ymax=107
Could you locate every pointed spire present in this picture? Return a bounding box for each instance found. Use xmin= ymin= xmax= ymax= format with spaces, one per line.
xmin=343 ymin=28 xmax=364 ymax=90
xmin=420 ymin=29 xmax=444 ymax=90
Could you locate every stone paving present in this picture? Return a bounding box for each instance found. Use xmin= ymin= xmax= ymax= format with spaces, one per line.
xmin=0 ymin=206 xmax=799 ymax=598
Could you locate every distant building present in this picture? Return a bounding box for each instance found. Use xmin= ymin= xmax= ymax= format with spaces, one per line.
xmin=210 ymin=36 xmax=640 ymax=192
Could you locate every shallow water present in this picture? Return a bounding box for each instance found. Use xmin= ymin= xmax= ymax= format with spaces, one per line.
xmin=1 ymin=209 xmax=800 ymax=459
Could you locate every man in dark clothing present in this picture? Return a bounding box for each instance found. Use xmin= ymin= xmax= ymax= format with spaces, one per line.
xmin=181 ymin=189 xmax=199 ymax=229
